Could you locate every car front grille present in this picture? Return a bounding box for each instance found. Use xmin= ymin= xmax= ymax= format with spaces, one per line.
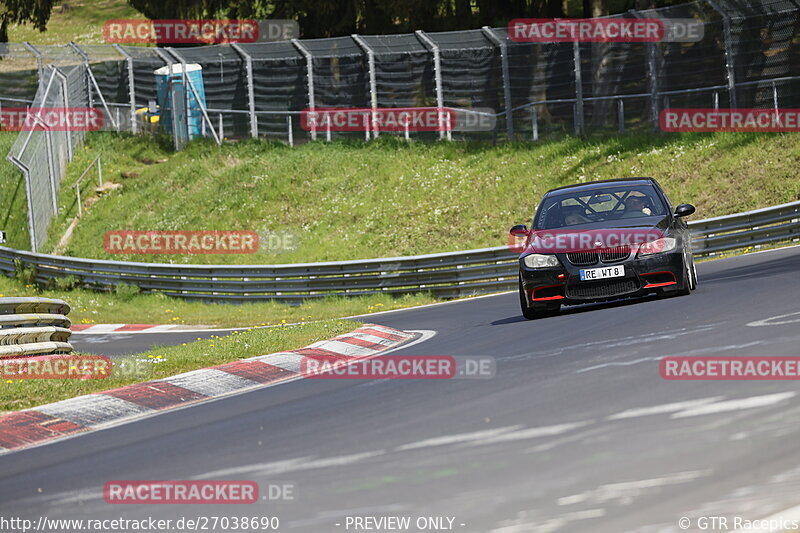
xmin=566 ymin=251 xmax=597 ymax=266
xmin=600 ymin=245 xmax=630 ymax=263
xmin=567 ymin=279 xmax=639 ymax=299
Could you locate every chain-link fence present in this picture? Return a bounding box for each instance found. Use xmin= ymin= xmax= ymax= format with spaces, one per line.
xmin=1 ymin=0 xmax=799 ymax=251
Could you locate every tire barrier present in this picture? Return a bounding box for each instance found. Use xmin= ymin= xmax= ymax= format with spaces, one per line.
xmin=0 ymin=298 xmax=73 ymax=357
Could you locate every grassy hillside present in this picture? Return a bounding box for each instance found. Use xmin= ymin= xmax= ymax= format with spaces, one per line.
xmin=0 ymin=132 xmax=31 ymax=250
xmin=34 ymin=131 xmax=800 ymax=264
xmin=6 ymin=0 xmax=144 ymax=45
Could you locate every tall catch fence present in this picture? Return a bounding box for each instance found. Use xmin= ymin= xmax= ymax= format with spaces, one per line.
xmin=0 ymin=0 xmax=799 ymax=251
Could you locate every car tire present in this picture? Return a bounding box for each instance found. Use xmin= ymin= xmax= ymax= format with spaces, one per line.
xmin=689 ymin=254 xmax=698 ymax=290
xmin=519 ymin=277 xmax=558 ymax=320
xmin=676 ymin=252 xmax=692 ymax=296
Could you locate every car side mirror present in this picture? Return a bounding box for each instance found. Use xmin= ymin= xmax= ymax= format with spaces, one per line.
xmin=674 ymin=204 xmax=695 ymax=217
xmin=508 ymin=224 xmax=530 ymax=253
xmin=509 ymin=224 xmax=529 ymax=236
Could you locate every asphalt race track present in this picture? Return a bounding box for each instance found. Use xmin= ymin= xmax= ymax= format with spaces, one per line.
xmin=2 ymin=246 xmax=800 ymax=532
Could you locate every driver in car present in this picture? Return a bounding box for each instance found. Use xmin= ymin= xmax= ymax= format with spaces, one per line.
xmin=621 ymin=194 xmax=653 ymax=218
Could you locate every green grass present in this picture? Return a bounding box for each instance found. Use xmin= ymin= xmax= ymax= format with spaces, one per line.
xmin=0 ymin=132 xmax=30 ymax=250
xmin=40 ymin=131 xmax=800 ymax=264
xmin=6 ymin=0 xmax=145 ymax=45
xmin=0 ymin=319 xmax=357 ymax=412
xmin=0 ymin=274 xmax=436 ymax=327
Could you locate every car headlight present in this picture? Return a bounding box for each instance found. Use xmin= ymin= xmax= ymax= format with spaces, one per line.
xmin=523 ymin=254 xmax=560 ymax=268
xmin=637 ymin=237 xmax=677 ymax=256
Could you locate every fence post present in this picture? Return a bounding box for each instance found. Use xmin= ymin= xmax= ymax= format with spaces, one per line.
xmin=531 ymin=105 xmax=538 ymax=141
xmin=167 ymin=48 xmax=192 ymax=145
xmin=416 ymin=30 xmax=445 ymax=140
xmin=630 ymin=9 xmax=660 ymax=131
xmin=51 ymin=67 xmax=73 ymax=161
xmin=772 ymin=81 xmax=779 ymax=113
xmin=154 ymin=49 xmax=183 ymax=151
xmin=288 ymin=115 xmax=294 ymax=146
xmin=68 ymin=42 xmax=94 ymax=111
xmin=6 ymin=156 xmax=37 ymax=252
xmin=114 ymin=45 xmax=137 ymax=134
xmin=705 ymin=0 xmax=738 ymax=108
xmin=482 ymin=27 xmax=514 ymax=141
xmin=231 ymin=44 xmax=258 ymax=139
xmin=23 ymin=42 xmax=42 ymax=82
xmin=617 ymin=99 xmax=625 ymax=133
xmin=292 ymin=39 xmax=316 ymax=141
xmin=572 ymin=42 xmax=584 ymax=136
xmin=352 ymin=35 xmax=378 ymax=138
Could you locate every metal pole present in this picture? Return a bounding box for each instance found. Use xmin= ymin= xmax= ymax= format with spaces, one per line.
xmin=352 ymin=35 xmax=378 ymax=137
xmin=7 ymin=156 xmax=36 ymax=252
xmin=114 ymin=45 xmax=138 ymax=134
xmin=292 ymin=39 xmax=317 ymax=141
xmin=51 ymin=67 xmax=73 ymax=161
xmin=97 ymin=155 xmax=103 ymax=186
xmin=630 ymin=10 xmax=660 ymax=131
xmin=231 ymin=43 xmax=258 ymax=138
xmin=167 ymin=48 xmax=192 ymax=144
xmin=23 ymin=42 xmax=43 ymax=82
xmin=531 ymin=105 xmax=538 ymax=141
xmin=416 ymin=30 xmax=445 ymax=140
xmin=76 ymin=183 xmax=82 ymax=218
xmin=772 ymin=81 xmax=779 ymax=113
xmin=572 ymin=42 xmax=584 ymax=136
xmin=288 ymin=115 xmax=294 ymax=146
xmin=68 ymin=42 xmax=94 ymax=111
xmin=154 ymin=49 xmax=181 ymax=151
xmin=617 ymin=99 xmax=625 ymax=134
xmin=705 ymin=0 xmax=738 ymax=108
xmin=482 ymin=27 xmax=514 ymax=140
xmin=713 ymin=91 xmax=719 ymax=110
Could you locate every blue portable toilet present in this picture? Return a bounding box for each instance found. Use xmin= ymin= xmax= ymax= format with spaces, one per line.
xmin=154 ymin=63 xmax=206 ymax=140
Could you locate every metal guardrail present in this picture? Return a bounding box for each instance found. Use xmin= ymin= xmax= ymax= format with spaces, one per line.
xmin=0 ymin=298 xmax=73 ymax=356
xmin=0 ymin=202 xmax=797 ymax=303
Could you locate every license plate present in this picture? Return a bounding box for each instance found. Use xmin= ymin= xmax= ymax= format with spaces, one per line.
xmin=580 ymin=265 xmax=625 ymax=281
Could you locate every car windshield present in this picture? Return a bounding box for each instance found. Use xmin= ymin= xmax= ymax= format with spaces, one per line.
xmin=535 ymin=184 xmax=667 ymax=230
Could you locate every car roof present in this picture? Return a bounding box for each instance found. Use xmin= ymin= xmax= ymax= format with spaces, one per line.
xmin=544 ymin=177 xmax=658 ymax=196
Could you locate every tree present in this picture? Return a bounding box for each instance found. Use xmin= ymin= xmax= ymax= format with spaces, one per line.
xmin=0 ymin=0 xmax=56 ymax=42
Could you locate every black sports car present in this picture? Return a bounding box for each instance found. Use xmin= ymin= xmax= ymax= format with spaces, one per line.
xmin=510 ymin=177 xmax=697 ymax=320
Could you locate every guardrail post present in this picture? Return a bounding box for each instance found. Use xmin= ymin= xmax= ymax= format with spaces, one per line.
xmin=416 ymin=30 xmax=446 ymax=140
xmin=231 ymin=44 xmax=258 ymax=139
xmin=482 ymin=27 xmax=514 ymax=140
xmin=572 ymin=42 xmax=584 ymax=136
xmin=352 ymin=35 xmax=378 ymax=138
xmin=114 ymin=45 xmax=138 ymax=134
xmin=705 ymin=0 xmax=738 ymax=108
xmin=292 ymin=39 xmax=316 ymax=141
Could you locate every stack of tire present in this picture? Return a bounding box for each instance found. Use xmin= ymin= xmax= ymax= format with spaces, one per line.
xmin=0 ymin=297 xmax=73 ymax=357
